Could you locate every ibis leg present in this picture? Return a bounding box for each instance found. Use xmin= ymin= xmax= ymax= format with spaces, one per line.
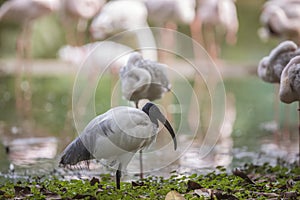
xmin=139 ymin=150 xmax=143 ymax=179
xmin=116 ymin=163 xmax=122 ymax=189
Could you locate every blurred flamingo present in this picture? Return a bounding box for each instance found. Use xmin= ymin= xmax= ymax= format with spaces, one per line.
xmin=193 ymin=0 xmax=239 ymax=60
xmin=258 ymin=41 xmax=300 ymax=141
xmin=279 ymin=55 xmax=300 ymax=165
xmin=188 ymin=0 xmax=238 ymax=136
xmin=144 ymin=0 xmax=196 ymax=28
xmin=259 ymin=0 xmax=300 ymax=45
xmin=0 ymin=0 xmax=58 ymax=57
xmin=0 ymin=0 xmax=58 ymax=120
xmin=144 ymin=0 xmax=196 ymax=61
xmin=89 ymin=0 xmax=156 ymax=60
xmin=59 ymin=0 xmax=105 ymax=45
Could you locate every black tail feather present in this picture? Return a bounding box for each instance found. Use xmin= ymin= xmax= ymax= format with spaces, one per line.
xmin=59 ymin=138 xmax=94 ymax=167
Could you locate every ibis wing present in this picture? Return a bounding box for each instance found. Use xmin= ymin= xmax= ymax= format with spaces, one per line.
xmin=60 ymin=113 xmax=113 ymax=166
xmin=60 ymin=107 xmax=155 ymax=166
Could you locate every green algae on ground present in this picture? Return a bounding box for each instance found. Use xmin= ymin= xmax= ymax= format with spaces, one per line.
xmin=1 ymin=163 xmax=299 ymax=199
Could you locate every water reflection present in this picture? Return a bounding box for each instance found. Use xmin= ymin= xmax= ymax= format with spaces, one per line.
xmin=178 ymin=93 xmax=236 ymax=172
xmin=0 ymin=74 xmax=299 ymax=179
xmin=3 ymin=137 xmax=57 ymax=166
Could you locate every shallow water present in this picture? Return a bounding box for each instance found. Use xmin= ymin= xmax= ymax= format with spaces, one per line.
xmin=0 ymin=133 xmax=297 ymax=183
xmin=0 ymin=72 xmax=299 ymax=181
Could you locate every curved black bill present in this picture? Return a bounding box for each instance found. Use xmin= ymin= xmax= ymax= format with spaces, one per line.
xmin=144 ymin=103 xmax=177 ymax=150
xmin=160 ymin=117 xmax=177 ymax=150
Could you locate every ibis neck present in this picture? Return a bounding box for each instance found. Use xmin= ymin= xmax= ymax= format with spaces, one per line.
xmin=143 ymin=110 xmax=159 ymax=127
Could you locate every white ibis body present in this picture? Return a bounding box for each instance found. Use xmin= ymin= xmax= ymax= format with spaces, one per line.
xmin=120 ymin=52 xmax=171 ymax=108
xmin=60 ymin=102 xmax=177 ymax=189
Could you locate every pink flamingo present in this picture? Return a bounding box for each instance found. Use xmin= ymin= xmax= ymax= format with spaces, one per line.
xmin=259 ymin=0 xmax=300 ymax=45
xmin=279 ymin=55 xmax=300 ymax=165
xmin=0 ymin=0 xmax=58 ymax=120
xmin=59 ymin=0 xmax=105 ymax=45
xmin=258 ymin=41 xmax=300 ymax=142
xmin=193 ymin=0 xmax=239 ymax=60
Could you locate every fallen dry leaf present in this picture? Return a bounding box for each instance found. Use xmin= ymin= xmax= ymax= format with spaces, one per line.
xmin=90 ymin=177 xmax=100 ymax=186
xmin=165 ymin=190 xmax=186 ymax=200
xmin=194 ymin=189 xmax=211 ymax=198
xmin=283 ymin=191 xmax=298 ymax=199
xmin=187 ymin=180 xmax=202 ymax=191
xmin=214 ymin=190 xmax=239 ymax=200
xmin=14 ymin=186 xmax=31 ymax=196
xmin=131 ymin=181 xmax=144 ymax=187
xmin=232 ymin=168 xmax=255 ymax=185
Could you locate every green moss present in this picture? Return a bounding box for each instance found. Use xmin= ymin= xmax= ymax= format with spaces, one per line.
xmin=0 ymin=163 xmax=299 ymax=199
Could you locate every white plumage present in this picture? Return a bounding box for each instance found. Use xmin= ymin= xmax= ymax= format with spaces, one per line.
xmin=90 ymin=0 xmax=148 ymax=40
xmin=144 ymin=0 xmax=196 ymax=26
xmin=58 ymin=0 xmax=105 ymax=45
xmin=0 ymin=0 xmax=58 ymax=23
xmin=279 ymin=55 xmax=300 ymax=103
xmin=258 ymin=40 xmax=300 ymax=83
xmin=61 ymin=0 xmax=104 ymax=20
xmin=119 ymin=52 xmax=171 ymax=108
xmin=60 ymin=102 xmax=177 ymax=189
xmin=58 ymin=41 xmax=132 ymax=73
xmin=89 ymin=0 xmax=157 ymax=61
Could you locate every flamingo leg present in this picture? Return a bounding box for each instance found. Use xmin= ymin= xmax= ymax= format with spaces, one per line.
xmin=283 ymin=104 xmax=290 ymax=141
xmin=273 ymin=85 xmax=280 ymax=144
xmin=298 ymin=101 xmax=300 ymax=166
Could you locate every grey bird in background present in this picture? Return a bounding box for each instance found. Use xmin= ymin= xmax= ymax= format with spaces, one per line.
xmin=279 ymin=55 xmax=300 ymax=104
xmin=120 ymin=52 xmax=171 ymax=108
xmin=279 ymin=55 xmax=300 ymax=166
xmin=258 ymin=40 xmax=300 ymax=83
